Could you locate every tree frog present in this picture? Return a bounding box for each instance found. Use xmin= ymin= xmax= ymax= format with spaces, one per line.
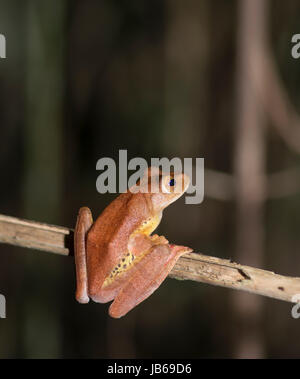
xmin=74 ymin=167 xmax=192 ymax=318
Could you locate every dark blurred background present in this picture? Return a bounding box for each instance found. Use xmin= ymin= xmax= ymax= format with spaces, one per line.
xmin=0 ymin=0 xmax=300 ymax=358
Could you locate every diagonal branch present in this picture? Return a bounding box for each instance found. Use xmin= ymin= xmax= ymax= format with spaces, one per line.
xmin=252 ymin=45 xmax=300 ymax=154
xmin=0 ymin=213 xmax=300 ymax=304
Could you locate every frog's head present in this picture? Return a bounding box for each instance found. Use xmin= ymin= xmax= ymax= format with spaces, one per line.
xmin=146 ymin=167 xmax=190 ymax=213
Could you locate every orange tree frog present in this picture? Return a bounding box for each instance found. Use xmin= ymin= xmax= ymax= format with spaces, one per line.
xmin=74 ymin=167 xmax=192 ymax=318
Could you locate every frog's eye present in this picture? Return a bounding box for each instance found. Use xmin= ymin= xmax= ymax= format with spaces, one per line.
xmin=169 ymin=179 xmax=175 ymax=187
xmin=161 ymin=175 xmax=175 ymax=193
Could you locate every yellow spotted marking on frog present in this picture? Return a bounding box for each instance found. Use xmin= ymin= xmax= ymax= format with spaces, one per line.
xmin=103 ymin=250 xmax=149 ymax=287
xmin=103 ymin=251 xmax=135 ymax=287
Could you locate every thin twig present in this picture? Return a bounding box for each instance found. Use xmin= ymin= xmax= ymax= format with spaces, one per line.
xmin=0 ymin=213 xmax=300 ymax=303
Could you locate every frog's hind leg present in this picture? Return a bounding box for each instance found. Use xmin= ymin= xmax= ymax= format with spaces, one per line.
xmin=74 ymin=207 xmax=93 ymax=304
xmin=109 ymin=244 xmax=192 ymax=318
xmin=91 ymin=234 xmax=168 ymax=304
xmin=93 ymin=286 xmax=119 ymax=304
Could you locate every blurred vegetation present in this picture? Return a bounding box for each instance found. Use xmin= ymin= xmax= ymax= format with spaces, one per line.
xmin=0 ymin=0 xmax=300 ymax=358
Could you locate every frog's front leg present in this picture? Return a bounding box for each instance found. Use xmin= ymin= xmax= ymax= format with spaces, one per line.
xmin=74 ymin=207 xmax=93 ymax=304
xmin=109 ymin=243 xmax=192 ymax=318
xmin=128 ymin=233 xmax=169 ymax=256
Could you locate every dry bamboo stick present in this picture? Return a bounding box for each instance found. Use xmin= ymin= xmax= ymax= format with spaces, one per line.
xmin=0 ymin=213 xmax=300 ymax=303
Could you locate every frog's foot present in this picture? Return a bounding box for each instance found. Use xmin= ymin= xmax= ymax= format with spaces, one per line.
xmin=128 ymin=233 xmax=168 ymax=257
xmin=150 ymin=234 xmax=169 ymax=245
